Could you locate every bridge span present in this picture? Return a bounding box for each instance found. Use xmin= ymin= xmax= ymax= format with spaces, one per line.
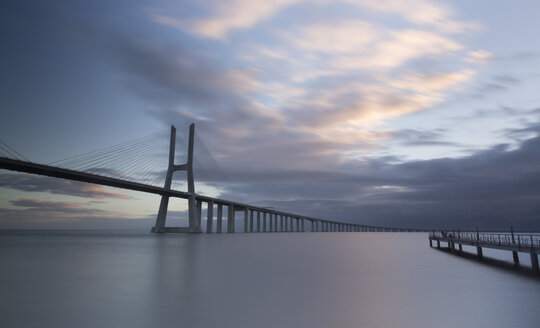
xmin=1 ymin=124 xmax=426 ymax=234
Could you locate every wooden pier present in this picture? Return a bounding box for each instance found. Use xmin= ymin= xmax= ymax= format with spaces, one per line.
xmin=429 ymin=228 xmax=540 ymax=273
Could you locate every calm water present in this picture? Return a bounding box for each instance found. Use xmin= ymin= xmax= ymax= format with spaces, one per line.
xmin=1 ymin=231 xmax=539 ymax=328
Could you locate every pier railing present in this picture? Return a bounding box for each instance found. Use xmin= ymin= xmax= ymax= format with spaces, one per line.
xmin=429 ymin=228 xmax=540 ymax=273
xmin=429 ymin=230 xmax=540 ymax=250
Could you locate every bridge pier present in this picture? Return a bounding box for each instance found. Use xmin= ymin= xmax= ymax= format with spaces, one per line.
xmin=206 ymin=201 xmax=214 ymax=233
xmin=269 ymin=213 xmax=273 ymax=231
xmin=274 ymin=215 xmax=278 ymax=232
xmin=263 ymin=212 xmax=267 ymax=232
xmin=289 ymin=216 xmax=293 ymax=232
xmin=249 ymin=210 xmax=254 ymax=232
xmin=244 ymin=208 xmax=249 ymax=233
xmin=257 ymin=211 xmax=261 ymax=232
xmin=217 ymin=204 xmax=223 ymax=233
xmin=301 ymin=219 xmax=305 ymax=232
xmin=227 ymin=205 xmax=234 ymax=233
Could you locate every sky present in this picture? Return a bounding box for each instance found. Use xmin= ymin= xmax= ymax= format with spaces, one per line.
xmin=1 ymin=0 xmax=540 ymax=230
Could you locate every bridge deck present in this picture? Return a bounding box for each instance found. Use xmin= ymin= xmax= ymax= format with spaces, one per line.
xmin=2 ymin=157 xmax=427 ymax=232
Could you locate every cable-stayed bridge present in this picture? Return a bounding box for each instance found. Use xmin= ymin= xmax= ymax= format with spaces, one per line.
xmin=0 ymin=124 xmax=426 ymax=233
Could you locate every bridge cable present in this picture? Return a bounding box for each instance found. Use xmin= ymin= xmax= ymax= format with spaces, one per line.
xmin=0 ymin=140 xmax=31 ymax=162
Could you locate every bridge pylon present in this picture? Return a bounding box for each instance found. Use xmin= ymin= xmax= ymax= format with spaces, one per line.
xmin=151 ymin=123 xmax=201 ymax=233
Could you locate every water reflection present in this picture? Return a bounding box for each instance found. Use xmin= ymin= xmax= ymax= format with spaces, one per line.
xmin=1 ymin=231 xmax=539 ymax=328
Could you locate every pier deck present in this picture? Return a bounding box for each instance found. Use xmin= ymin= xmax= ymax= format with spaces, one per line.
xmin=429 ymin=229 xmax=540 ymax=273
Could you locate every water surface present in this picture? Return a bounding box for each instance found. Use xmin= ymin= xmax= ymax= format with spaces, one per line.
xmin=1 ymin=231 xmax=539 ymax=328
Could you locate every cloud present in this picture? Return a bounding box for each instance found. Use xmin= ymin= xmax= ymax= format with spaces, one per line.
xmin=465 ymin=50 xmax=493 ymax=64
xmin=285 ymin=21 xmax=376 ymax=54
xmin=0 ymin=173 xmax=131 ymax=199
xmin=151 ymin=0 xmax=477 ymax=39
xmin=151 ymin=0 xmax=300 ymax=40
xmin=10 ymin=199 xmax=105 ymax=214
xmin=227 ymin=130 xmax=540 ymax=230
xmin=330 ymin=29 xmax=463 ymax=71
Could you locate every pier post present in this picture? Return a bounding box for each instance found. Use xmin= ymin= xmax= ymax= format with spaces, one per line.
xmin=280 ymin=215 xmax=284 ymax=232
xmin=511 ymin=225 xmax=515 ymax=244
xmin=296 ymin=218 xmax=300 ymax=232
xmin=217 ymin=204 xmax=223 ymax=233
xmin=257 ymin=211 xmax=261 ymax=232
xmin=263 ymin=212 xmax=267 ymax=232
xmin=274 ymin=215 xmax=278 ymax=232
xmin=476 ymin=246 xmax=483 ymax=259
xmin=301 ymin=219 xmax=305 ymax=232
xmin=206 ymin=201 xmax=214 ymax=233
xmin=531 ymin=253 xmax=539 ymax=273
xmin=458 ymin=244 xmax=462 ymax=252
xmin=437 ymin=240 xmax=440 ymax=249
xmin=513 ymin=251 xmax=520 ymax=265
xmin=269 ymin=213 xmax=273 ymax=232
xmin=429 ymin=238 xmax=433 ymax=247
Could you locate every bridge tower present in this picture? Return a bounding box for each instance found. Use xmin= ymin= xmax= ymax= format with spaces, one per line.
xmin=151 ymin=124 xmax=201 ymax=233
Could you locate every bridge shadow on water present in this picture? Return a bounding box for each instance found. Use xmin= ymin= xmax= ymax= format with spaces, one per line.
xmin=432 ymin=247 xmax=540 ymax=281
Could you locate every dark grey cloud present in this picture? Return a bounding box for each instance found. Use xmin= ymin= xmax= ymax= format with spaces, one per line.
xmin=219 ymin=130 xmax=540 ymax=231
xmin=388 ymin=129 xmax=460 ymax=147
xmin=0 ymin=173 xmax=130 ymax=199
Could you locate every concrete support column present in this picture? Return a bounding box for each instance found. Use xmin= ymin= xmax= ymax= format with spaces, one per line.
xmin=280 ymin=215 xmax=284 ymax=232
xmin=296 ymin=218 xmax=300 ymax=232
xmin=263 ymin=212 xmax=267 ymax=232
xmin=290 ymin=216 xmax=294 ymax=232
xmin=196 ymin=200 xmax=202 ymax=230
xmin=284 ymin=217 xmax=288 ymax=232
xmin=244 ymin=208 xmax=249 ymax=233
xmin=459 ymin=244 xmax=462 ymax=252
xmin=206 ymin=201 xmax=214 ymax=233
xmin=531 ymin=253 xmax=539 ymax=273
xmin=436 ymin=240 xmax=440 ymax=248
xmin=257 ymin=211 xmax=261 ymax=232
xmin=249 ymin=210 xmax=254 ymax=232
xmin=217 ymin=204 xmax=223 ymax=233
xmin=227 ymin=205 xmax=234 ymax=233
xmin=274 ymin=215 xmax=278 ymax=232
xmin=513 ymin=251 xmax=519 ymax=264
xmin=310 ymin=220 xmax=314 ymax=232
xmin=301 ymin=219 xmax=305 ymax=232
xmin=269 ymin=213 xmax=273 ymax=232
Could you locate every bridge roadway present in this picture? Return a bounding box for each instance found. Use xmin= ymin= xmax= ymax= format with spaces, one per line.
xmin=1 ymin=157 xmax=424 ymax=233
xmin=429 ymin=230 xmax=540 ymax=273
